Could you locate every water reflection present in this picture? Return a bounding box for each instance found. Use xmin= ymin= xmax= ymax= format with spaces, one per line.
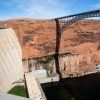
xmin=41 ymin=73 xmax=100 ymax=100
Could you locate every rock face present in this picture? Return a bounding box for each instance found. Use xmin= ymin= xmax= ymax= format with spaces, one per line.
xmin=0 ymin=18 xmax=99 ymax=77
xmin=5 ymin=19 xmax=56 ymax=58
xmin=22 ymin=53 xmax=97 ymax=78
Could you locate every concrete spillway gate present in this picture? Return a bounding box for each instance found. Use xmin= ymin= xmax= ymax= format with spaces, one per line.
xmin=0 ymin=28 xmax=23 ymax=92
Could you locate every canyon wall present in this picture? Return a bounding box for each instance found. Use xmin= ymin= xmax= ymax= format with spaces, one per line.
xmin=0 ymin=18 xmax=99 ymax=77
xmin=23 ymin=53 xmax=96 ymax=78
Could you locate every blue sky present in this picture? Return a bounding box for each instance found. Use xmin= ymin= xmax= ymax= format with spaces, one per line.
xmin=0 ymin=0 xmax=100 ymax=20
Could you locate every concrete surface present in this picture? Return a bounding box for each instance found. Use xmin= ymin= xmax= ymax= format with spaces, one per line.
xmin=0 ymin=92 xmax=31 ymax=100
xmin=25 ymin=73 xmax=46 ymax=100
xmin=0 ymin=28 xmax=23 ymax=92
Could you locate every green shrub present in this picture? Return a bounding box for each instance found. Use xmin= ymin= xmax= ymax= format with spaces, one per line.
xmin=38 ymin=55 xmax=55 ymax=64
xmin=8 ymin=85 xmax=27 ymax=97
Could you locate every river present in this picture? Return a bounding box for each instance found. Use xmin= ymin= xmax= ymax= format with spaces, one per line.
xmin=41 ymin=73 xmax=100 ymax=100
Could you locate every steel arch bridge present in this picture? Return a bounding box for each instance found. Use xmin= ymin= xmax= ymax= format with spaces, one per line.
xmin=53 ymin=9 xmax=100 ymax=79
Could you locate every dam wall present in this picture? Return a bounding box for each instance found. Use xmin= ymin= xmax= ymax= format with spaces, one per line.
xmin=0 ymin=28 xmax=23 ymax=92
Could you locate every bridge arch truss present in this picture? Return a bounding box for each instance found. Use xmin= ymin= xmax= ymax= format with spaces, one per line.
xmin=53 ymin=9 xmax=100 ymax=79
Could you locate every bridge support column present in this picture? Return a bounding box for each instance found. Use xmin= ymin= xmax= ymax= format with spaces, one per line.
xmin=54 ymin=19 xmax=62 ymax=79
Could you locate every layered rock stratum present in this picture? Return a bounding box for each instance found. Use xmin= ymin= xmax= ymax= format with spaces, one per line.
xmin=0 ymin=18 xmax=100 ymax=76
xmin=5 ymin=19 xmax=100 ymax=59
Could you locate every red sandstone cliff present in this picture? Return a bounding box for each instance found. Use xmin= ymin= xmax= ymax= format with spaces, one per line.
xmin=0 ymin=18 xmax=99 ymax=65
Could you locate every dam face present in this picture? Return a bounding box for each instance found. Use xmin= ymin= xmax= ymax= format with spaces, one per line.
xmin=0 ymin=28 xmax=23 ymax=92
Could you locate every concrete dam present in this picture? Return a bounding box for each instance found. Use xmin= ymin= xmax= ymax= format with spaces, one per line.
xmin=0 ymin=28 xmax=23 ymax=92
